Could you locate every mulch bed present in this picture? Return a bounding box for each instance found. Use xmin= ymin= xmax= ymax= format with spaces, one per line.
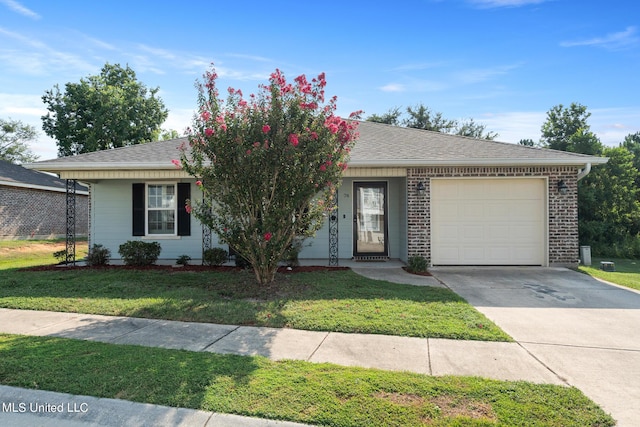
xmin=20 ymin=264 xmax=350 ymax=273
xmin=402 ymin=267 xmax=432 ymax=276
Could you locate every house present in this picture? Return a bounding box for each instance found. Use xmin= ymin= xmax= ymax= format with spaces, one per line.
xmin=0 ymin=159 xmax=88 ymax=239
xmin=26 ymin=121 xmax=607 ymax=266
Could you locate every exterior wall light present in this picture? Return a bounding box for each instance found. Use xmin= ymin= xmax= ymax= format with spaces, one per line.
xmin=416 ymin=181 xmax=425 ymax=195
xmin=557 ymin=179 xmax=568 ymax=195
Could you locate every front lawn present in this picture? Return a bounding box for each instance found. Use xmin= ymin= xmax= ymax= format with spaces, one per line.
xmin=0 ymin=239 xmax=88 ymax=269
xmin=0 ymin=333 xmax=614 ymax=427
xmin=0 ymin=267 xmax=510 ymax=341
xmin=579 ymin=257 xmax=640 ymax=291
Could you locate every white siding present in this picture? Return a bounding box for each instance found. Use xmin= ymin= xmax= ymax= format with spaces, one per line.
xmin=91 ymin=180 xmax=216 ymax=261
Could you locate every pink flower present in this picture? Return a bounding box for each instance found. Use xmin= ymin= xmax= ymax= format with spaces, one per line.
xmin=220 ymin=123 xmax=227 ymax=132
xmin=327 ymin=123 xmax=339 ymax=134
xmin=171 ymin=159 xmax=181 ymax=168
xmin=264 ymin=232 xmax=273 ymax=242
xmin=319 ymin=164 xmax=327 ymax=171
xmin=246 ymin=149 xmax=252 ymax=155
xmin=310 ymin=131 xmax=318 ymax=140
xmin=216 ymin=115 xmax=225 ymax=124
xmin=201 ymin=111 xmax=211 ymax=121
xmin=288 ymin=133 xmax=299 ymax=147
xmin=205 ymin=128 xmax=214 ymax=137
xmin=262 ymin=124 xmax=271 ymax=133
xmin=253 ymin=141 xmax=260 ymax=148
xmin=185 ymin=205 xmax=192 ymax=214
xmin=195 ymin=180 xmax=202 ymax=187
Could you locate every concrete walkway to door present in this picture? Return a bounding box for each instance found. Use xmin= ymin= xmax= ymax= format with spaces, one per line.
xmin=430 ymin=266 xmax=640 ymax=427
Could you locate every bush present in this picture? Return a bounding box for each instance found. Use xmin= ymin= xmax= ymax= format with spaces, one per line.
xmin=203 ymin=248 xmax=228 ymax=266
xmin=283 ymin=238 xmax=305 ymax=267
xmin=176 ymin=255 xmax=191 ymax=266
xmin=407 ymin=255 xmax=429 ymax=273
xmin=53 ymin=249 xmax=67 ymax=264
xmin=87 ymin=244 xmax=111 ymax=266
xmin=118 ymin=241 xmax=161 ymax=266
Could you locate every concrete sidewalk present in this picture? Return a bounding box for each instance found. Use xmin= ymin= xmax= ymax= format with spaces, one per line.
xmin=0 ymin=306 xmax=564 ymax=426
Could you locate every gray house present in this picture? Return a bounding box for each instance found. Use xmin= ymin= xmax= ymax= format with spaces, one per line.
xmin=27 ymin=121 xmax=607 ymax=266
xmin=0 ymin=159 xmax=88 ymax=239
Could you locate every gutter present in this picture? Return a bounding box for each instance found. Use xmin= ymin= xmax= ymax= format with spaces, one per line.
xmin=0 ymin=180 xmax=89 ymax=195
xmin=577 ymin=163 xmax=591 ymax=181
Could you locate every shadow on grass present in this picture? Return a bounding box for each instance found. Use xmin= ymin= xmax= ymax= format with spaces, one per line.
xmin=0 ymin=334 xmax=261 ymax=411
xmin=0 ymin=268 xmax=508 ymax=341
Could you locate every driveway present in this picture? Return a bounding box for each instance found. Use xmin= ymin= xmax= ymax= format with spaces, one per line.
xmin=430 ymin=267 xmax=640 ymax=427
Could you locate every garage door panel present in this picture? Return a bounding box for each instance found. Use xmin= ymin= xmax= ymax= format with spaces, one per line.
xmin=432 ymin=178 xmax=545 ymax=265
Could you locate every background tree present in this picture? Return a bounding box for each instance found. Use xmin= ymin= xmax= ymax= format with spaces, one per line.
xmin=455 ymin=118 xmax=498 ymax=140
xmin=181 ymin=67 xmax=360 ymax=284
xmin=579 ymin=147 xmax=640 ymax=255
xmin=0 ymin=118 xmax=39 ymax=164
xmin=540 ymin=103 xmax=602 ymax=154
xmin=366 ymin=107 xmax=402 ymax=126
xmin=153 ymin=128 xmax=181 ymax=141
xmin=42 ymin=63 xmax=168 ymax=157
xmin=519 ymin=138 xmax=536 ymax=147
xmin=621 ymin=132 xmax=640 ymax=188
xmin=539 ymin=103 xmax=640 ymax=257
xmin=366 ymin=103 xmax=498 ymax=139
xmin=404 ymin=104 xmax=457 ymax=133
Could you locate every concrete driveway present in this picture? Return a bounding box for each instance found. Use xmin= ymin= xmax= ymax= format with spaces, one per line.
xmin=430 ymin=267 xmax=640 ymax=427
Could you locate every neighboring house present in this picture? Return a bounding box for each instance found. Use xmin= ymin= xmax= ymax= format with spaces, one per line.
xmin=0 ymin=159 xmax=88 ymax=239
xmin=26 ymin=121 xmax=607 ymax=266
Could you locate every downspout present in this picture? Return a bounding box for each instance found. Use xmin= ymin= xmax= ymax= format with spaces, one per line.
xmin=577 ymin=162 xmax=591 ymax=181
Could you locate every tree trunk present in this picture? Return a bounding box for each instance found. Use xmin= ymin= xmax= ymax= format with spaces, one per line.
xmin=253 ymin=263 xmax=277 ymax=285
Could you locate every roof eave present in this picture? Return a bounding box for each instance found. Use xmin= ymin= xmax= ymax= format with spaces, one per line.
xmin=24 ymin=162 xmax=179 ymax=173
xmin=348 ymin=157 xmax=609 ymax=168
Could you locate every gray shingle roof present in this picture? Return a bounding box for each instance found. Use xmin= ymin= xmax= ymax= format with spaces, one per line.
xmin=0 ymin=159 xmax=87 ymax=191
xmin=26 ymin=121 xmax=606 ymax=172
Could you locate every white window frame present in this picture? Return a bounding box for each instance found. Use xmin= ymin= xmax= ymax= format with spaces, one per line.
xmin=145 ymin=183 xmax=177 ymax=236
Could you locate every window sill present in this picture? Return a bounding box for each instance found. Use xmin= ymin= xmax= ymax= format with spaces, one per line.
xmin=142 ymin=235 xmax=182 ymax=240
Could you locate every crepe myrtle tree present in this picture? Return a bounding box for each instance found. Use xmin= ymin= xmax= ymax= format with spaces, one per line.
xmin=178 ymin=66 xmax=360 ymax=284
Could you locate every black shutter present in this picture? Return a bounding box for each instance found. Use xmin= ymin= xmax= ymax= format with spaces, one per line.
xmin=132 ymin=183 xmax=145 ymax=236
xmin=177 ymin=182 xmax=191 ymax=236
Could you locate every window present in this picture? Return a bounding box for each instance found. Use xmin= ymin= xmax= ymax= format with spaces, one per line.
xmin=132 ymin=182 xmax=190 ymax=237
xmin=147 ymin=184 xmax=176 ymax=235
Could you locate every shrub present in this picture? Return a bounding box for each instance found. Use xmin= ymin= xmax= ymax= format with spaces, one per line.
xmin=203 ymin=248 xmax=228 ymax=266
xmin=53 ymin=249 xmax=67 ymax=264
xmin=283 ymin=238 xmax=306 ymax=267
xmin=407 ymin=255 xmax=429 ymax=273
xmin=176 ymin=255 xmax=191 ymax=266
xmin=87 ymin=244 xmax=111 ymax=266
xmin=118 ymin=241 xmax=161 ymax=266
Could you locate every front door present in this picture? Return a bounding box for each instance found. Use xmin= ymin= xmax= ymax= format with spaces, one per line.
xmin=353 ymin=182 xmax=388 ymax=257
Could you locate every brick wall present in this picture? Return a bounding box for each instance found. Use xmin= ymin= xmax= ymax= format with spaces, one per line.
xmin=407 ymin=166 xmax=579 ymax=267
xmin=0 ymin=185 xmax=89 ymax=239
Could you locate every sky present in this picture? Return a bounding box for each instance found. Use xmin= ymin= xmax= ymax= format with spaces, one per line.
xmin=1 ymin=0 xmax=639 ymax=161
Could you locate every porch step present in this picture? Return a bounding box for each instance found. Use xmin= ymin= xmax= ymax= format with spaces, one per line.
xmin=353 ymin=256 xmax=390 ymax=262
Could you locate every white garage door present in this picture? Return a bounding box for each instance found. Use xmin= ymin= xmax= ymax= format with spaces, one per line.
xmin=431 ymin=178 xmax=545 ymax=265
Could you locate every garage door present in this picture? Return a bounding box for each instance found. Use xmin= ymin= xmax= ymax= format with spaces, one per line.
xmin=431 ymin=178 xmax=545 ymax=265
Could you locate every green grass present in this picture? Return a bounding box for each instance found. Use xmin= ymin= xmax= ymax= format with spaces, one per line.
xmin=0 ymin=239 xmax=88 ymax=269
xmin=579 ymin=257 xmax=640 ymax=291
xmin=0 ymin=333 xmax=614 ymax=427
xmin=0 ymin=267 xmax=509 ymax=341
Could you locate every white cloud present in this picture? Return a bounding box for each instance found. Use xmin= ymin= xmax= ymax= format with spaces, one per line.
xmin=453 ymin=63 xmax=522 ymax=84
xmin=561 ymin=26 xmax=639 ymax=50
xmin=379 ymin=83 xmax=406 ymax=92
xmin=0 ymin=27 xmax=96 ymax=75
xmin=0 ymin=0 xmax=40 ymax=19
xmin=478 ymin=111 xmax=547 ymax=143
xmin=468 ymin=0 xmax=547 ymax=8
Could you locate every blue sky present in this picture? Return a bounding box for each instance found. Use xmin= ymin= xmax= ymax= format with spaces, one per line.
xmin=1 ymin=0 xmax=639 ymax=160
